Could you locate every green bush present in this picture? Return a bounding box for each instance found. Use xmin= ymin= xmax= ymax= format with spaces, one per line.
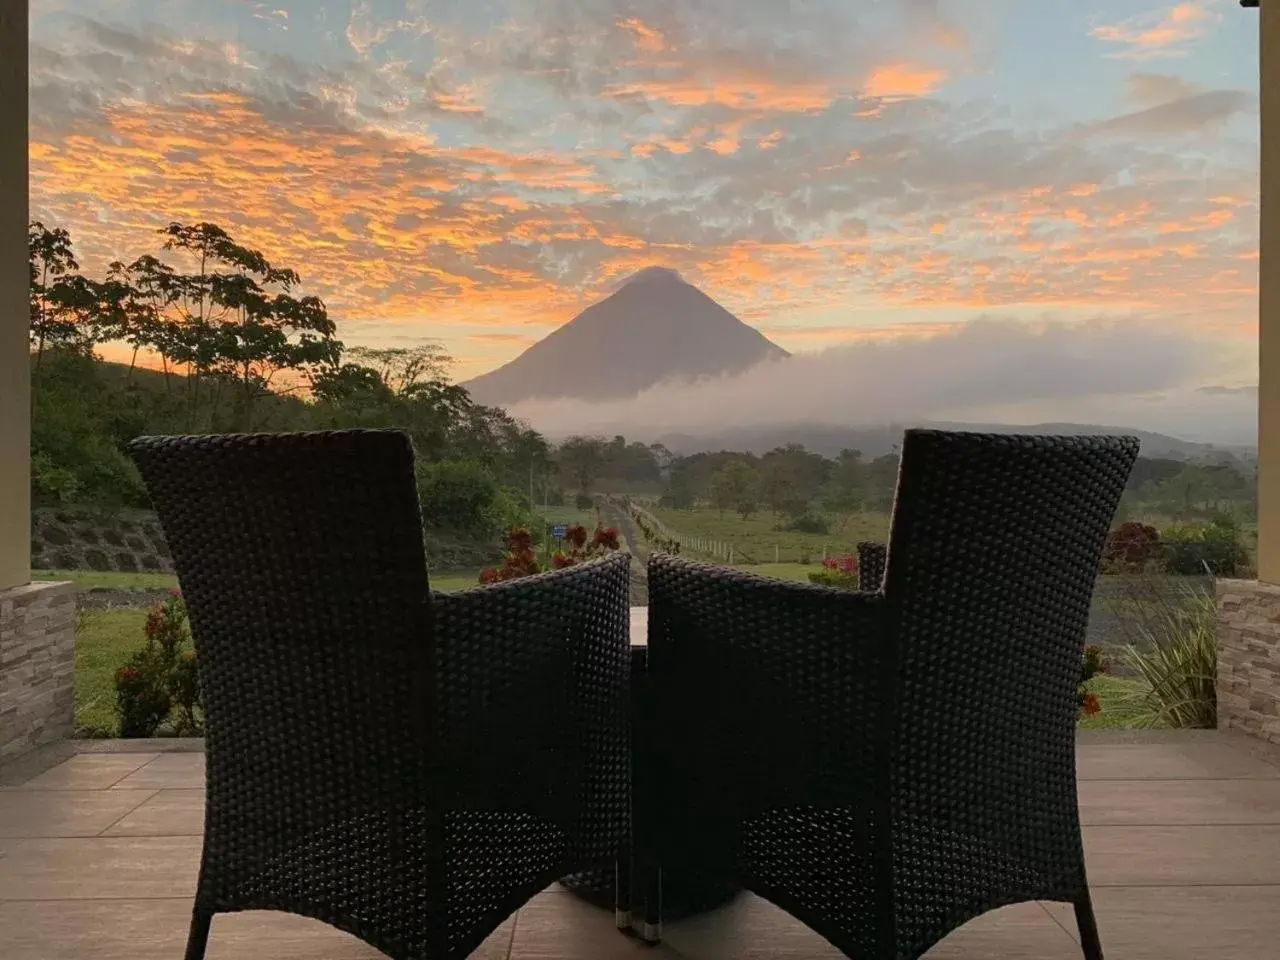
xmin=574 ymin=492 xmax=594 ymax=511
xmin=417 ymin=459 xmax=502 ymax=535
xmin=114 ymin=591 xmax=202 ymax=737
xmin=1160 ymin=523 xmax=1248 ymax=576
xmin=786 ymin=512 xmax=830 ymax=535
xmin=808 ymin=567 xmax=858 ymax=590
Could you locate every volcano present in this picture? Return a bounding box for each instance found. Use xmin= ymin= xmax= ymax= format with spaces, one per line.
xmin=461 ymin=266 xmax=789 ymax=406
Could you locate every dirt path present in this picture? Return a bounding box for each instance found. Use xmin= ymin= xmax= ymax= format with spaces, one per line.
xmin=600 ymin=499 xmax=650 ymax=606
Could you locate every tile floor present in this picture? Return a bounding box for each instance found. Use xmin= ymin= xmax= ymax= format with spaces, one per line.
xmin=1 ymin=731 xmax=1279 ymax=958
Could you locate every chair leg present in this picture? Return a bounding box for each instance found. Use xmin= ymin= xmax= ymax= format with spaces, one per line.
xmin=641 ymin=865 xmax=662 ymax=945
xmin=1074 ymin=894 xmax=1104 ymax=960
xmin=615 ymin=854 xmax=632 ymax=931
xmin=184 ymin=906 xmax=213 ymax=960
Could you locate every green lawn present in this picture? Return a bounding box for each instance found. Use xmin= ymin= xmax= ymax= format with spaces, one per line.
xmin=1078 ymin=673 xmax=1164 ymax=730
xmin=649 ymin=505 xmax=890 ymax=564
xmin=35 ymin=569 xmax=178 ymax=591
xmin=38 ymin=567 xmax=485 ymax=594
xmin=534 ymin=505 xmax=601 ymax=531
xmin=729 ymin=562 xmax=818 ymax=583
xmin=75 ymin=609 xmax=147 ymax=736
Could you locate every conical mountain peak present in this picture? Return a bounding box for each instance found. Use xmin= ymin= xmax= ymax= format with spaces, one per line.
xmin=462 ymin=272 xmax=788 ymax=406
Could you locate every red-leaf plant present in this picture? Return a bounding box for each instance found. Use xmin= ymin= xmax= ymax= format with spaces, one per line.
xmin=479 ymin=524 xmax=622 ymax=584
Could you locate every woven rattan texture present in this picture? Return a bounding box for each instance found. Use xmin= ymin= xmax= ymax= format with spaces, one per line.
xmin=647 ymin=429 xmax=1137 ymax=960
xmin=857 ymin=541 xmax=888 ymax=592
xmin=129 ymin=430 xmax=631 ymax=960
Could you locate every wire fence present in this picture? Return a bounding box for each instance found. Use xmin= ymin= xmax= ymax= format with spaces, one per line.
xmin=621 ymin=499 xmax=869 ymax=566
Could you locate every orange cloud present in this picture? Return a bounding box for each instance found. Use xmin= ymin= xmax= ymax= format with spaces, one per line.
xmin=863 ymin=63 xmax=948 ymax=100
xmin=606 ymin=74 xmax=837 ymax=111
xmin=1091 ymin=2 xmax=1217 ymax=59
xmin=617 ymin=17 xmax=667 ymax=53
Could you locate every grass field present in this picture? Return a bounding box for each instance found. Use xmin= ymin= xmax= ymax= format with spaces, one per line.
xmin=533 ymin=504 xmax=602 ymax=531
xmin=729 ymin=562 xmax=817 ymax=583
xmin=35 ymin=569 xmax=179 ymax=591
xmin=649 ymin=505 xmax=891 ymax=564
xmin=75 ymin=609 xmax=147 ymax=735
xmin=1078 ymin=674 xmax=1164 ymax=730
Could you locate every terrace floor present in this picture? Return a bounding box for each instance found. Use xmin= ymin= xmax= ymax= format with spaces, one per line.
xmin=1 ymin=731 xmax=1279 ymax=959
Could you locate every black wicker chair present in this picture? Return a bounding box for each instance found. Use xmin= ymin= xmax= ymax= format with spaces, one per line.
xmin=856 ymin=540 xmax=888 ymax=592
xmin=128 ymin=430 xmax=631 ymax=960
xmin=641 ymin=429 xmax=1138 ymax=959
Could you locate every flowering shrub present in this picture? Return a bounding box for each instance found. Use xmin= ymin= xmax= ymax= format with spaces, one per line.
xmin=115 ymin=590 xmax=203 ymax=737
xmin=479 ymin=527 xmax=542 ymax=584
xmin=1079 ymin=644 xmax=1111 ymax=717
xmin=479 ymin=523 xmax=622 ymax=584
xmin=808 ymin=554 xmax=859 ymax=590
xmin=1101 ymin=522 xmax=1161 ymax=572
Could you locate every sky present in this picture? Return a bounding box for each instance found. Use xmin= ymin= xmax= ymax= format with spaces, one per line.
xmin=29 ymin=0 xmax=1263 ymax=443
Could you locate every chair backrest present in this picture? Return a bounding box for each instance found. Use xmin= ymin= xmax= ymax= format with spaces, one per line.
xmin=880 ymin=430 xmax=1137 ymax=820
xmin=128 ymin=429 xmax=435 ymax=814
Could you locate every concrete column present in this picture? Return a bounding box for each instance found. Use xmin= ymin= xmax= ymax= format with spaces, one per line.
xmin=0 ymin=2 xmax=29 ymax=591
xmin=1259 ymin=1 xmax=1280 ymax=584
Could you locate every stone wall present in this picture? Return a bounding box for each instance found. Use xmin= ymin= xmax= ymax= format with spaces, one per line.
xmin=0 ymin=580 xmax=77 ymax=762
xmin=30 ymin=507 xmax=172 ymax=574
xmin=1216 ymin=579 xmax=1280 ymax=745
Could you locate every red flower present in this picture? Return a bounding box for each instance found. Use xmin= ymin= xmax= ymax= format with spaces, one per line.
xmin=144 ymin=608 xmax=165 ymax=640
xmin=1081 ymin=693 xmax=1102 ymax=717
xmin=552 ymin=551 xmax=576 ymax=569
xmin=566 ymin=525 xmax=588 ymax=549
xmin=479 ymin=567 xmax=500 ymax=584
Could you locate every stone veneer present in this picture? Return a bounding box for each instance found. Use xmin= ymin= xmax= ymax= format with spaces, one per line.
xmin=0 ymin=580 xmax=76 ymax=762
xmin=1216 ymin=579 xmax=1280 ymax=745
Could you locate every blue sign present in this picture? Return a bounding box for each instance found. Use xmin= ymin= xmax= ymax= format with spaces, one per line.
xmin=552 ymin=523 xmax=568 ymax=540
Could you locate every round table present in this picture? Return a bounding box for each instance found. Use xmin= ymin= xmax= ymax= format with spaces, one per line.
xmin=558 ymin=606 xmax=741 ymax=921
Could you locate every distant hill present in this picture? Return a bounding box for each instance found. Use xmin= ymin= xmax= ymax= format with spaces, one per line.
xmin=461 ymin=266 xmax=788 ymax=406
xmin=650 ymin=421 xmax=1256 ymax=462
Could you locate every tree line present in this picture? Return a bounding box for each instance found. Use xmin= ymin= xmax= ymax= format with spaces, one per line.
xmin=554 ymin=433 xmax=1258 ymax=534
xmin=30 ymin=217 xmax=1257 ymax=560
xmin=28 ymin=220 xmax=560 ymax=560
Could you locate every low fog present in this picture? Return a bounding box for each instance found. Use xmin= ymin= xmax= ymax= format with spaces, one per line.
xmin=508 ymin=316 xmax=1258 ymax=446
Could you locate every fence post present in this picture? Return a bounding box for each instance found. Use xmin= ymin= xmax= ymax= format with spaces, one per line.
xmin=775 ymin=544 xmax=779 ymax=564
xmin=729 ymin=545 xmax=734 ymax=564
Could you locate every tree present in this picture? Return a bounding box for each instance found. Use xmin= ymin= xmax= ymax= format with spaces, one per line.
xmin=29 ymin=221 xmax=93 ymax=371
xmin=709 ymin=460 xmax=757 ymax=516
xmin=863 ymin=453 xmax=902 ymax=512
xmin=758 ymin=443 xmax=828 ymax=518
xmin=824 ymin=448 xmax=864 ymax=529
xmin=344 ymin=344 xmax=453 ymax=399
xmin=145 ymin=222 xmax=340 ymax=430
xmin=558 ymin=435 xmax=607 ymax=494
xmin=417 ymin=459 xmax=504 ymax=535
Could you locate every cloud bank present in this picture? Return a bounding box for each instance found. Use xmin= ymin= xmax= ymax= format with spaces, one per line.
xmin=509 ymin=315 xmax=1257 ymax=444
